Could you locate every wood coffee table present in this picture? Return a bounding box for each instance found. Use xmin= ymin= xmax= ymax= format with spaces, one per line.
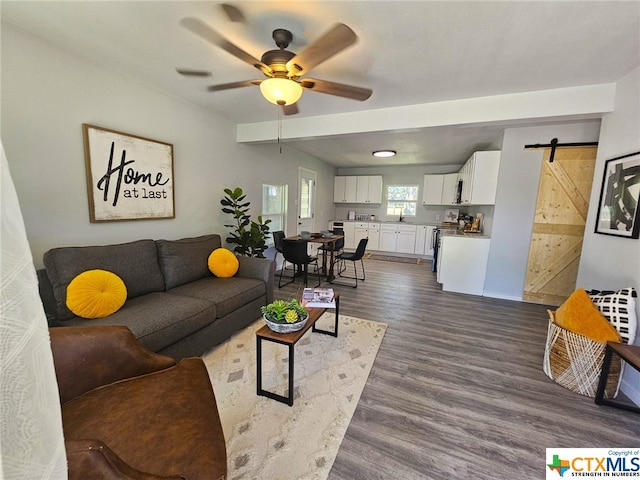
xmin=256 ymin=292 xmax=340 ymax=406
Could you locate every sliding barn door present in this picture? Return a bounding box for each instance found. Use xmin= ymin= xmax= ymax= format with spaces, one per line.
xmin=523 ymin=146 xmax=598 ymax=306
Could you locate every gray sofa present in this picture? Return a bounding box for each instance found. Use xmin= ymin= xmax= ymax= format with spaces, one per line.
xmin=38 ymin=234 xmax=275 ymax=359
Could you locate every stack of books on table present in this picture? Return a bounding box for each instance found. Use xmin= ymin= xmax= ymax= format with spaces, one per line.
xmin=302 ymin=288 xmax=336 ymax=308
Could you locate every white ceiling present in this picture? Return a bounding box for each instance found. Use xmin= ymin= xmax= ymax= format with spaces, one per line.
xmin=2 ymin=1 xmax=638 ymax=168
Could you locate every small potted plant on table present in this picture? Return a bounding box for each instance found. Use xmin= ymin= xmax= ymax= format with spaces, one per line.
xmin=261 ymin=299 xmax=309 ymax=333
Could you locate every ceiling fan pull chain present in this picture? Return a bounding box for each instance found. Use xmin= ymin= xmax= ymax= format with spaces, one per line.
xmin=277 ymin=101 xmax=283 ymax=154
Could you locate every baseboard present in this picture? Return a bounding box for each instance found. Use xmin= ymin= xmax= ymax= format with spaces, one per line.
xmin=482 ymin=291 xmax=523 ymax=302
xmin=620 ymin=378 xmax=640 ymax=407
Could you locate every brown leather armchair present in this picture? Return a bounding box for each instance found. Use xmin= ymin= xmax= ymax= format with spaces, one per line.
xmin=50 ymin=325 xmax=227 ymax=480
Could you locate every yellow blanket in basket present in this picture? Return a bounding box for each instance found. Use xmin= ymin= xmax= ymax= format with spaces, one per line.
xmin=555 ymin=289 xmax=621 ymax=343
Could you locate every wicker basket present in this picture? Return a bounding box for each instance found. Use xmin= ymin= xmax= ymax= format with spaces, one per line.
xmin=543 ymin=310 xmax=621 ymax=398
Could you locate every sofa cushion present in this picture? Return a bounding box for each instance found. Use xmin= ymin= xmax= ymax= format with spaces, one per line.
xmin=59 ymin=292 xmax=217 ymax=353
xmin=62 ymin=358 xmax=227 ymax=480
xmin=44 ymin=240 xmax=165 ymax=321
xmin=167 ymin=276 xmax=265 ymax=319
xmin=208 ymin=248 xmax=239 ymax=278
xmin=66 ymin=270 xmax=127 ymax=319
xmin=156 ymin=234 xmax=221 ymax=290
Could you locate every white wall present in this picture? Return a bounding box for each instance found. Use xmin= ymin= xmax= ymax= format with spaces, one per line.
xmin=483 ymin=121 xmax=602 ymax=301
xmin=577 ymin=66 xmax=640 ymax=403
xmin=0 ymin=24 xmax=336 ymax=268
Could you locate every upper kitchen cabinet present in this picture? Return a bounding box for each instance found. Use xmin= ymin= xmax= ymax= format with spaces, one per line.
xmin=334 ymin=175 xmax=383 ymax=204
xmin=334 ymin=176 xmax=357 ymax=203
xmin=422 ymin=175 xmax=443 ymax=205
xmin=422 ymin=173 xmax=458 ymax=205
xmin=457 ymin=151 xmax=501 ymax=205
xmin=355 ymin=175 xmax=383 ymax=203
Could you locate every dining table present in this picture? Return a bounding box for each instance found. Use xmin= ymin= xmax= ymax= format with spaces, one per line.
xmin=284 ymin=233 xmax=345 ymax=282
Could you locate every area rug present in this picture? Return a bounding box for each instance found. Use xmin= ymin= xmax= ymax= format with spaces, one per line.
xmin=364 ymin=252 xmax=424 ymax=264
xmin=202 ymin=314 xmax=387 ymax=480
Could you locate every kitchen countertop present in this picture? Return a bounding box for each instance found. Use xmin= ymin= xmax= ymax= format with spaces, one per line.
xmin=440 ymin=229 xmax=490 ymax=239
xmin=332 ymin=220 xmax=439 ymax=226
xmin=331 ymin=220 xmax=488 ymax=236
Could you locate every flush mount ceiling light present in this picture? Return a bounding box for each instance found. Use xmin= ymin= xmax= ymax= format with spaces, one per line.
xmin=259 ymin=78 xmax=303 ymax=106
xmin=372 ymin=150 xmax=397 ymax=158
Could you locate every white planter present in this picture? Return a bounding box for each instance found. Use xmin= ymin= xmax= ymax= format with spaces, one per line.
xmin=263 ymin=314 xmax=309 ymax=333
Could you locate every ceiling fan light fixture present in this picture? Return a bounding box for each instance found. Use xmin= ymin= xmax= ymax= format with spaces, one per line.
xmin=259 ymin=78 xmax=303 ymax=106
xmin=372 ymin=150 xmax=396 ymax=158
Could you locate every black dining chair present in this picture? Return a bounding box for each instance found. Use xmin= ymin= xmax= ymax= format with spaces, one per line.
xmin=317 ymin=228 xmax=345 ymax=272
xmin=330 ymin=237 xmax=368 ymax=288
xmin=279 ymin=239 xmax=321 ymax=288
xmin=273 ymin=230 xmax=295 ymax=282
xmin=272 ymin=230 xmax=286 ymax=265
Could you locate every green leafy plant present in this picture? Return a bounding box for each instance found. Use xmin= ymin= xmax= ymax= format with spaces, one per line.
xmin=261 ymin=299 xmax=308 ymax=324
xmin=221 ymin=187 xmax=271 ymax=258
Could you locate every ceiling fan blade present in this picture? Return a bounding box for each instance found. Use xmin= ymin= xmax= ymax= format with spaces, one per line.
xmin=300 ymin=78 xmax=372 ymax=101
xmin=286 ymin=23 xmax=357 ymax=76
xmin=180 ymin=17 xmax=272 ymax=76
xmin=176 ymin=68 xmax=212 ymax=77
xmin=220 ymin=3 xmax=247 ymax=23
xmin=207 ymin=80 xmax=262 ymax=91
xmin=283 ymin=103 xmax=299 ymax=115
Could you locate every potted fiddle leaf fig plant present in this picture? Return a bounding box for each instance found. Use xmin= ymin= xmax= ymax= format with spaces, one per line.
xmin=221 ymin=187 xmax=271 ymax=258
xmin=261 ymin=299 xmax=309 ymax=333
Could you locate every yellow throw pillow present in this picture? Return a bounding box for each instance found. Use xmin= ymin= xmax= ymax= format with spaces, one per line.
xmin=555 ymin=289 xmax=621 ymax=343
xmin=66 ymin=269 xmax=127 ymax=319
xmin=208 ymin=248 xmax=239 ymax=278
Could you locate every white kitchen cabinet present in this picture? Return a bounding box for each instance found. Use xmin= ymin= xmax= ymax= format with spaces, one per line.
xmin=379 ymin=223 xmax=416 ymax=253
xmin=355 ymin=175 xmax=383 ymax=203
xmin=342 ymin=221 xmax=356 ymax=250
xmin=353 ymin=222 xmax=380 ymax=250
xmin=438 ymin=235 xmax=491 ymax=296
xmin=414 ymin=225 xmax=436 ymax=256
xmin=397 ymin=226 xmax=417 ymax=254
xmin=422 ymin=175 xmax=443 ymax=205
xmin=367 ymin=222 xmax=380 ymax=250
xmin=354 ymin=221 xmax=368 ymax=246
xmin=422 ymin=173 xmax=459 ymax=205
xmin=442 ymin=173 xmax=459 ymax=205
xmin=457 ymin=151 xmax=501 ymax=205
xmin=333 ymin=176 xmax=357 ymax=203
xmin=379 ymin=225 xmax=397 ymax=252
xmin=334 ymin=175 xmax=382 ymax=204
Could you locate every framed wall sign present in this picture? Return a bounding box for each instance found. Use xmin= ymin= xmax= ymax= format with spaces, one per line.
xmin=594 ymin=150 xmax=640 ymax=239
xmin=82 ymin=124 xmax=175 ymax=222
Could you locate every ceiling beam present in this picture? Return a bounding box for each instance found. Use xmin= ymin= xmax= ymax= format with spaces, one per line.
xmin=236 ymin=83 xmax=615 ymax=144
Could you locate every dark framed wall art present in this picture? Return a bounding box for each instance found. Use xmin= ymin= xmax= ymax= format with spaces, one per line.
xmin=594 ymin=150 xmax=640 ymax=239
xmin=82 ymin=124 xmax=175 ymax=222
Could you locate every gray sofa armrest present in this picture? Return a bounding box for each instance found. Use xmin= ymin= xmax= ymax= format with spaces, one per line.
xmin=236 ymin=257 xmax=275 ymax=304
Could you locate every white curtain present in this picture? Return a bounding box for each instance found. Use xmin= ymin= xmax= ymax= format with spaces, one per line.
xmin=0 ymin=142 xmax=67 ymax=479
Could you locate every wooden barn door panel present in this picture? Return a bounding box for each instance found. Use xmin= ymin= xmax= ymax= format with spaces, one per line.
xmin=523 ymin=146 xmax=597 ymax=306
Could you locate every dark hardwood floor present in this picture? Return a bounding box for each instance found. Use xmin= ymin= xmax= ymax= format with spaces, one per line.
xmin=274 ymin=257 xmax=640 ymax=479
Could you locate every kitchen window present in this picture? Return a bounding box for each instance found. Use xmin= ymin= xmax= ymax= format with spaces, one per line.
xmin=262 ymin=183 xmax=288 ymax=244
xmin=386 ymin=184 xmax=418 ymax=217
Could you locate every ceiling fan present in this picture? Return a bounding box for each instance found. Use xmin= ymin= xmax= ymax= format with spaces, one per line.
xmin=177 ymin=5 xmax=372 ymax=115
